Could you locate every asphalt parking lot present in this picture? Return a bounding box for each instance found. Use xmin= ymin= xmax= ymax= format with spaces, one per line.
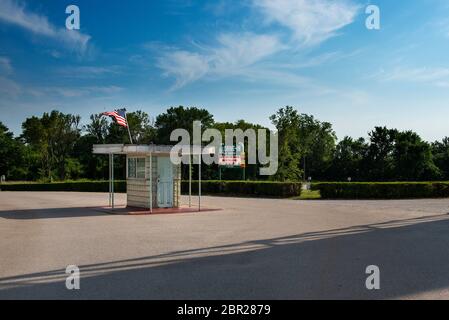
xmin=1 ymin=191 xmax=449 ymax=299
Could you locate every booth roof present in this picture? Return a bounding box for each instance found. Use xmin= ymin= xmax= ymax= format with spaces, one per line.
xmin=92 ymin=144 xmax=215 ymax=155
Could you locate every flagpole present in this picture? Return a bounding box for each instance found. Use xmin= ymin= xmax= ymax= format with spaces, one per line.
xmin=124 ymin=110 xmax=134 ymax=145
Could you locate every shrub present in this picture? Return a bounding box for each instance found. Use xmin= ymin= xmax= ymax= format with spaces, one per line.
xmin=181 ymin=180 xmax=302 ymax=198
xmin=0 ymin=180 xmax=301 ymax=198
xmin=0 ymin=181 xmax=126 ymax=193
xmin=311 ymin=182 xmax=449 ymax=199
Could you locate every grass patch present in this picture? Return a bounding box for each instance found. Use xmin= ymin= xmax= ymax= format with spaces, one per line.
xmin=292 ymin=189 xmax=321 ymax=200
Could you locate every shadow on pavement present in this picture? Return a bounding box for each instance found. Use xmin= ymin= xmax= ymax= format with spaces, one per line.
xmin=1 ymin=214 xmax=449 ymax=299
xmin=0 ymin=207 xmax=118 ymax=219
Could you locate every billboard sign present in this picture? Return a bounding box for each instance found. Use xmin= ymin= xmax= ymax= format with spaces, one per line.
xmin=219 ymin=143 xmax=244 ymax=167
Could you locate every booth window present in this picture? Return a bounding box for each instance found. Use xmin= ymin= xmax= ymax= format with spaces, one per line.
xmin=128 ymin=157 xmax=145 ymax=179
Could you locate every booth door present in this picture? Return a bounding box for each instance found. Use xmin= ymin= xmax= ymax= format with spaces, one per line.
xmin=157 ymin=157 xmax=173 ymax=208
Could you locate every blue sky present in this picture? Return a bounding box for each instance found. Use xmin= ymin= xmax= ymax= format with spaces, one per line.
xmin=1 ymin=0 xmax=449 ymax=141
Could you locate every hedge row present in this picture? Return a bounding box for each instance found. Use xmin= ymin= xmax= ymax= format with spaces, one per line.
xmin=6 ymin=181 xmax=449 ymax=199
xmin=312 ymin=182 xmax=449 ymax=199
xmin=0 ymin=181 xmax=126 ymax=193
xmin=181 ymin=181 xmax=302 ymax=198
xmin=1 ymin=180 xmax=301 ymax=198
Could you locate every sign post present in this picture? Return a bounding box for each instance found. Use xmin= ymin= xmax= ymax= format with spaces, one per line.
xmin=149 ymin=153 xmax=153 ymax=213
xmin=199 ymin=152 xmax=201 ymax=212
xmin=108 ymin=153 xmax=115 ymax=209
xmin=189 ymin=154 xmax=192 ymax=207
xmin=218 ymin=143 xmax=245 ymax=180
xmin=111 ymin=154 xmax=114 ymax=209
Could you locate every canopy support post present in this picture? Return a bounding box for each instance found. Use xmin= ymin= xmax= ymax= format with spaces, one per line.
xmin=111 ymin=154 xmax=114 ymax=209
xmin=109 ymin=153 xmax=112 ymax=207
xmin=189 ymin=154 xmax=192 ymax=208
xmin=149 ymin=153 xmax=153 ymax=213
xmin=198 ymin=152 xmax=201 ymax=212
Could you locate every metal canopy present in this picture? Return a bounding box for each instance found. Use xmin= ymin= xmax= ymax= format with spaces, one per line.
xmin=93 ymin=144 xmax=215 ymax=156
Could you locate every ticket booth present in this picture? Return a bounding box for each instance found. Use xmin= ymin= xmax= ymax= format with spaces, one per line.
xmin=92 ymin=144 xmax=182 ymax=210
xmin=126 ymin=154 xmax=180 ymax=209
xmin=92 ymin=144 xmax=214 ymax=212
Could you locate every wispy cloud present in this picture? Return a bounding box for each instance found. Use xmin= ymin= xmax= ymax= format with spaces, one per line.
xmin=157 ymin=33 xmax=284 ymax=89
xmin=378 ymin=67 xmax=449 ymax=88
xmin=0 ymin=76 xmax=21 ymax=97
xmin=29 ymin=85 xmax=124 ymax=98
xmin=156 ymin=0 xmax=360 ymax=90
xmin=262 ymin=49 xmax=363 ymax=70
xmin=0 ymin=56 xmax=13 ymax=74
xmin=0 ymin=56 xmax=19 ymax=97
xmin=158 ymin=51 xmax=209 ymax=89
xmin=54 ymin=66 xmax=122 ymax=78
xmin=0 ymin=0 xmax=91 ymax=54
xmin=431 ymin=16 xmax=449 ymax=39
xmin=253 ymin=0 xmax=360 ymax=46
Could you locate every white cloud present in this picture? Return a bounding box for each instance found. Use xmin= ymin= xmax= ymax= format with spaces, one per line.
xmin=156 ymin=0 xmax=360 ymax=89
xmin=0 ymin=76 xmax=21 ymax=97
xmin=0 ymin=56 xmax=19 ymax=97
xmin=379 ymin=67 xmax=449 ymax=87
xmin=29 ymin=85 xmax=124 ymax=98
xmin=55 ymin=66 xmax=122 ymax=78
xmin=435 ymin=81 xmax=449 ymax=88
xmin=386 ymin=67 xmax=449 ymax=82
xmin=210 ymin=33 xmax=283 ymax=74
xmin=253 ymin=0 xmax=360 ymax=46
xmin=0 ymin=0 xmax=91 ymax=54
xmin=158 ymin=51 xmax=210 ymax=89
xmin=157 ymin=33 xmax=283 ymax=89
xmin=88 ymin=86 xmax=124 ymax=94
xmin=0 ymin=56 xmax=13 ymax=74
xmin=262 ymin=49 xmax=363 ymax=70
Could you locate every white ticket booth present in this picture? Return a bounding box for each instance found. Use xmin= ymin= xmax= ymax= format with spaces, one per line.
xmin=92 ymin=144 xmax=214 ymax=212
xmin=126 ymin=154 xmax=179 ymax=209
xmin=93 ymin=144 xmax=181 ymax=210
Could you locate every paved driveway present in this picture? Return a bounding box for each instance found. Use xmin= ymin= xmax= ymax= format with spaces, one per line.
xmin=0 ymin=191 xmax=449 ymax=299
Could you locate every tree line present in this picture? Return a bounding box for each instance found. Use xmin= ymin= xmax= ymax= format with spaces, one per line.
xmin=1 ymin=106 xmax=449 ymax=182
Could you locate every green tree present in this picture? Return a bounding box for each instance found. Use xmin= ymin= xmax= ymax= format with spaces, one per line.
xmin=155 ymin=106 xmax=214 ymax=144
xmin=329 ymin=137 xmax=368 ymax=181
xmin=21 ymin=110 xmax=81 ymax=180
xmin=86 ymin=114 xmax=109 ymax=143
xmin=393 ymin=131 xmax=440 ymax=180
xmin=105 ymin=110 xmax=156 ymax=145
xmin=270 ymin=107 xmax=336 ymax=181
xmin=127 ymin=110 xmax=157 ymax=144
xmin=71 ymin=114 xmax=110 ymax=179
xmin=270 ymin=106 xmax=302 ymax=181
xmin=432 ymin=137 xmax=449 ymax=179
xmin=0 ymin=122 xmax=27 ymax=180
xmin=363 ymin=127 xmax=398 ymax=181
xmin=297 ymin=114 xmax=336 ymax=180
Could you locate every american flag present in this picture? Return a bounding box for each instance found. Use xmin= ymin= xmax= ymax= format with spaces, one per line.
xmin=101 ymin=109 xmax=128 ymax=127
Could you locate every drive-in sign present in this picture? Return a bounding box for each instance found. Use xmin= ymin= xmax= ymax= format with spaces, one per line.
xmin=219 ymin=143 xmax=244 ymax=167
